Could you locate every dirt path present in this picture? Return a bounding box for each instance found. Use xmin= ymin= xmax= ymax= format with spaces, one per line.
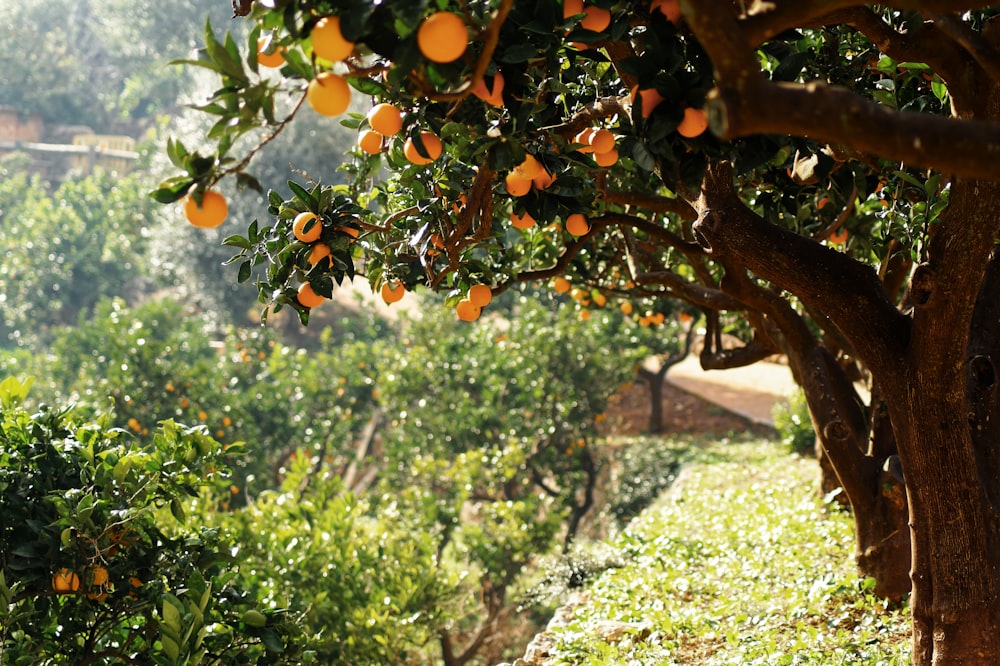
xmin=604 ymin=356 xmax=797 ymax=436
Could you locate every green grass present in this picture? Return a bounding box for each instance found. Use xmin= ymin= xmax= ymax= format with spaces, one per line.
xmin=544 ymin=436 xmax=912 ymax=665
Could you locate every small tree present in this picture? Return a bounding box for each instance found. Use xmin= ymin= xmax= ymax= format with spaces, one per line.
xmin=0 ymin=377 xmax=304 ymax=664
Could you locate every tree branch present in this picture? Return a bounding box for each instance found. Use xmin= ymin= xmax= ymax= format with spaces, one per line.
xmin=692 ymin=162 xmax=910 ymax=380
xmin=709 ymin=79 xmax=1000 ymax=180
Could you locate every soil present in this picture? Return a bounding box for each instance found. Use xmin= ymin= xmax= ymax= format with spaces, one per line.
xmin=602 ymin=378 xmax=777 ymax=438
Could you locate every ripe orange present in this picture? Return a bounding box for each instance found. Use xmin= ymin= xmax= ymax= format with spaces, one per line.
xmin=471 ymin=72 xmax=505 ymax=106
xmin=515 ymin=154 xmax=544 ymax=180
xmin=468 ymin=284 xmax=493 ymax=308
xmin=651 ymin=0 xmax=681 ymax=22
xmin=367 ymin=103 xmax=403 ymax=136
xmin=455 ymin=298 xmax=481 ymax=322
xmin=297 ymin=282 xmax=325 ymax=308
xmin=677 ymin=107 xmax=709 ymax=138
xmin=563 ymin=0 xmax=584 ymax=19
xmin=88 ymin=565 xmax=109 ymax=587
xmin=829 ymin=227 xmax=849 ymax=244
xmin=574 ymin=127 xmax=597 ymax=153
xmin=511 ymin=210 xmax=536 ymax=229
xmin=257 ymin=37 xmax=285 ymax=68
xmin=404 ymin=131 xmax=443 ymax=165
xmin=52 ymin=568 xmax=81 ymax=594
xmin=381 ymin=280 xmax=406 ymax=303
xmin=532 ymin=170 xmax=557 ymax=190
xmin=334 ymin=225 xmax=360 ymax=239
xmin=594 ymin=148 xmax=618 ymax=167
xmin=308 ymin=243 xmax=333 ymax=267
xmin=505 ymin=171 xmax=532 ymax=197
xmin=358 ymin=129 xmax=383 ymax=154
xmin=311 ymin=16 xmax=354 ymax=62
xmin=183 ymin=189 xmax=228 ymax=228
xmin=580 ymin=6 xmax=611 ymax=32
xmin=553 ymin=276 xmax=571 ymax=293
xmin=579 ymin=308 xmax=591 ymax=321
xmin=307 ymin=72 xmax=351 ymax=117
xmin=589 ymin=128 xmax=616 ymax=153
xmin=565 ymin=213 xmax=590 ymax=236
xmin=417 ymin=12 xmax=468 ymax=63
xmin=127 ymin=417 xmax=141 ymax=432
xmin=620 ymin=301 xmax=633 ymax=315
xmin=292 ymin=211 xmax=322 ymax=243
xmin=631 ymin=86 xmax=665 ymax=119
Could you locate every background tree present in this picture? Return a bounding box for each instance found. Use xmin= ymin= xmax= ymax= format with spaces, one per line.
xmin=156 ymin=2 xmax=1000 ymax=662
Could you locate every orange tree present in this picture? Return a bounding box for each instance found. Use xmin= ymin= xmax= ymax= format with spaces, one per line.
xmin=0 ymin=377 xmax=305 ymax=664
xmin=155 ymin=2 xmax=1000 ymax=661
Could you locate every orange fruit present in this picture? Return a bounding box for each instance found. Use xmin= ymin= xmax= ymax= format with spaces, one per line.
xmin=517 ymin=154 xmax=545 ymax=179
xmin=620 ymin=301 xmax=633 ymax=315
xmin=594 ymin=148 xmax=618 ymax=167
xmin=183 ymin=189 xmax=228 ymax=228
xmin=358 ymin=129 xmax=384 ymax=154
xmin=257 ymin=37 xmax=286 ymax=68
xmin=829 ymin=227 xmax=849 ymax=244
xmin=297 ymin=282 xmax=325 ymax=308
xmin=311 ymin=16 xmax=354 ymax=62
xmin=334 ymin=225 xmax=360 ymax=239
xmin=381 ymin=280 xmax=406 ymax=303
xmin=471 ymin=72 xmax=505 ymax=106
xmin=52 ymin=568 xmax=81 ymax=594
xmin=127 ymin=417 xmax=141 ymax=432
xmin=292 ymin=211 xmax=322 ymax=243
xmin=563 ymin=0 xmax=584 ymax=19
xmin=88 ymin=565 xmax=109 ymax=587
xmin=505 ymin=171 xmax=532 ymax=197
xmin=308 ymin=243 xmax=333 ymax=267
xmin=468 ymin=284 xmax=493 ymax=307
xmin=589 ymin=129 xmax=616 ymax=153
xmin=677 ymin=107 xmax=709 ymax=137
xmin=574 ymin=127 xmax=597 ymax=153
xmin=455 ymin=298 xmax=481 ymax=322
xmin=532 ymin=170 xmax=557 ymax=190
xmin=403 ymin=131 xmax=443 ymax=165
xmin=565 ymin=213 xmax=590 ymax=236
xmin=631 ymin=86 xmax=665 ymax=118
xmin=417 ymin=12 xmax=468 ymax=63
xmin=579 ymin=308 xmax=591 ymax=321
xmin=553 ymin=276 xmax=571 ymax=293
xmin=592 ymin=292 xmax=607 ymax=307
xmin=367 ymin=103 xmax=403 ymax=136
xmin=580 ymin=6 xmax=611 ymax=32
xmin=307 ymin=72 xmax=351 ymax=117
xmin=651 ymin=0 xmax=681 ymax=22
xmin=511 ymin=210 xmax=536 ymax=229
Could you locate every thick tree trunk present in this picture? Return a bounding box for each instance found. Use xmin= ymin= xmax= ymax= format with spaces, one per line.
xmin=887 ymin=177 xmax=1000 ymax=664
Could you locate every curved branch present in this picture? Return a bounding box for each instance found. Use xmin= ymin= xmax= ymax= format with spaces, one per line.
xmin=708 ymin=79 xmax=1000 ymax=180
xmin=602 ymin=189 xmax=698 ymax=221
xmin=693 ymin=162 xmax=910 ymax=380
xmin=927 ymin=11 xmax=1000 ymax=82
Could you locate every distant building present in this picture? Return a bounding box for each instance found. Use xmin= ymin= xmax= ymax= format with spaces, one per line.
xmin=0 ymin=106 xmax=138 ymax=180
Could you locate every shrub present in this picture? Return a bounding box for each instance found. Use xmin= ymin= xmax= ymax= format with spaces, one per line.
xmin=772 ymin=388 xmax=817 ymax=456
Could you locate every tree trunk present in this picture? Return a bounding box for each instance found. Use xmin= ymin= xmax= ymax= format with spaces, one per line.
xmin=886 ymin=176 xmax=1000 ymax=664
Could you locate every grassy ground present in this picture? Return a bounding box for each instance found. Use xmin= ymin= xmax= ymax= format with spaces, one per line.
xmin=540 ymin=436 xmax=912 ymax=665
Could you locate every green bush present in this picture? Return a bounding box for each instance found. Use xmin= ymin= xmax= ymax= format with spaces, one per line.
xmin=772 ymin=388 xmax=817 ymax=456
xmin=0 ymin=377 xmax=305 ymax=664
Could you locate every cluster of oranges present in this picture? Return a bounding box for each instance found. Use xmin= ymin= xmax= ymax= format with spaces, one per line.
xmin=456 ymin=284 xmax=493 ymax=322
xmin=504 ymin=154 xmax=557 ymax=198
xmin=574 ymin=127 xmax=619 ymax=167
